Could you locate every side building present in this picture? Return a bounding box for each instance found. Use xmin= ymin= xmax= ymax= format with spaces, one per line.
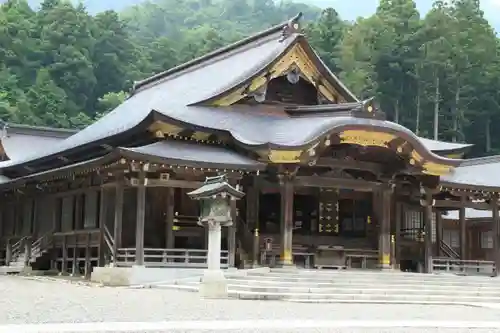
xmin=0 ymin=14 xmax=493 ymax=280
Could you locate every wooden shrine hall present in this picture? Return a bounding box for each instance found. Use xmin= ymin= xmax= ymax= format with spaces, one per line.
xmin=0 ymin=13 xmax=498 ymax=278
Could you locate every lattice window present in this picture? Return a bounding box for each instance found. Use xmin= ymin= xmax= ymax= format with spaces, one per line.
xmin=481 ymin=231 xmax=494 ymax=249
xmin=443 ymin=229 xmax=459 ymax=248
xmin=403 ymin=209 xmax=423 ymax=240
xmin=431 ymin=212 xmax=437 ymax=243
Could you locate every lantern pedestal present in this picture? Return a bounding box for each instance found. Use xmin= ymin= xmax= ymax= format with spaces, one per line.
xmin=187 ymin=175 xmax=245 ymax=299
xmin=200 ymin=221 xmax=228 ymax=299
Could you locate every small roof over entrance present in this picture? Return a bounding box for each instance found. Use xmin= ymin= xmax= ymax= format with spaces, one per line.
xmin=118 ymin=141 xmax=264 ymax=171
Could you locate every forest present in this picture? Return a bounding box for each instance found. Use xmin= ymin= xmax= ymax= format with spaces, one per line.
xmin=0 ymin=0 xmax=499 ymax=156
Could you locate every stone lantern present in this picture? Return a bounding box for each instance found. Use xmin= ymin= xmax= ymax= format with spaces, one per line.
xmin=188 ymin=175 xmax=244 ymax=298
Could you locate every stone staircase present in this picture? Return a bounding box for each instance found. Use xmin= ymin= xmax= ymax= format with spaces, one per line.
xmin=155 ymin=268 xmax=500 ymax=304
xmin=0 ymin=233 xmax=53 ymax=275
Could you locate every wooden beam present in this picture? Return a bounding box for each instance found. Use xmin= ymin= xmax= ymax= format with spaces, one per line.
xmin=135 ymin=170 xmax=146 ymax=266
xmin=165 ymin=187 xmax=175 ymax=249
xmin=433 ymin=199 xmax=490 ymax=210
xmin=423 ymin=192 xmax=433 ymax=273
xmin=98 ymin=187 xmax=107 ymax=267
xmin=314 ymin=157 xmax=382 ymax=173
xmin=280 ymin=176 xmax=294 ymax=266
xmin=459 ymin=196 xmax=466 ymax=260
xmin=113 ymin=180 xmax=124 ymax=262
xmin=294 ymin=176 xmax=380 ymax=192
xmin=127 ymin=177 xmax=203 ymax=189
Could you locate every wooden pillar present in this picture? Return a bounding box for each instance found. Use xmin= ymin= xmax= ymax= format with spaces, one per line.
xmin=135 ymin=169 xmax=146 ymax=266
xmin=23 ymin=236 xmax=31 ymax=267
xmin=165 ymin=187 xmax=175 ymax=249
xmin=279 ymin=175 xmax=294 ymax=266
xmin=423 ymin=192 xmax=433 ymax=273
xmin=113 ymin=181 xmax=124 ymax=265
xmin=32 ymin=199 xmax=38 ymax=240
xmin=378 ymin=187 xmax=392 ymax=269
xmin=5 ymin=239 xmax=11 ymax=266
xmin=435 ymin=211 xmax=443 ymax=257
xmin=98 ymin=187 xmax=107 ymax=267
xmin=71 ymin=239 xmax=78 ymax=276
xmin=227 ymin=198 xmax=237 ymax=268
xmin=491 ymin=194 xmax=499 ymax=276
xmin=51 ymin=196 xmax=59 ymax=232
xmin=246 ymin=185 xmax=260 ymax=266
xmin=394 ymin=201 xmax=402 ymax=270
xmin=459 ymin=196 xmax=466 ymax=259
xmin=62 ymin=235 xmax=68 ymax=274
xmin=84 ymin=233 xmax=91 ymax=279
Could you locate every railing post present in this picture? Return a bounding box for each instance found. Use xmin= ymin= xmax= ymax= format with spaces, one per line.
xmin=23 ymin=237 xmax=31 ymax=267
xmin=252 ymin=228 xmax=259 ymax=267
xmin=5 ymin=239 xmax=12 ymax=266
xmin=162 ymin=249 xmax=167 ymax=264
xmin=84 ymin=233 xmax=91 ymax=279
xmin=62 ymin=235 xmax=68 ymax=274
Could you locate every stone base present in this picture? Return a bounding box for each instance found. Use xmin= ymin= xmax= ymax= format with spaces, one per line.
xmin=91 ymin=266 xmax=206 ymax=286
xmin=91 ymin=266 xmax=132 ymax=286
xmin=0 ymin=266 xmax=23 ymax=275
xmin=199 ymin=270 xmax=228 ymax=299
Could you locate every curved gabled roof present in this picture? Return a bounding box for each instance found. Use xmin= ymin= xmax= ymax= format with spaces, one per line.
xmin=441 ymin=155 xmax=500 ymax=190
xmin=417 ymin=137 xmax=472 ymax=152
xmin=0 ymin=14 xmax=460 ymax=177
xmin=0 ymin=124 xmax=76 ymax=160
xmin=0 ymin=15 xmax=311 ymax=173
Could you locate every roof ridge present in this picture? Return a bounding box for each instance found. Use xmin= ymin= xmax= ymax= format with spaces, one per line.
xmin=130 ymin=13 xmax=303 ymax=95
xmin=6 ymin=123 xmax=77 ymax=133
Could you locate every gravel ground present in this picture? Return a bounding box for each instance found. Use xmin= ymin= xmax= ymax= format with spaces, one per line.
xmin=1 ymin=275 xmax=500 ymax=332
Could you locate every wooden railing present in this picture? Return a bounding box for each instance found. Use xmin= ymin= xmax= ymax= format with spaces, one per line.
xmin=236 ymin=217 xmax=253 ymax=259
xmin=103 ymin=225 xmax=115 ymax=263
xmin=431 ymin=258 xmax=495 ymax=276
xmin=345 ymin=249 xmax=379 ymax=269
xmin=259 ymin=246 xmax=378 ymax=269
xmin=173 ymin=215 xmax=199 ymax=228
xmin=9 ymin=237 xmax=28 ymax=264
xmin=260 ymin=245 xmax=313 ymax=268
xmin=30 ymin=231 xmax=53 ymax=262
xmin=115 ymin=248 xmax=229 ymax=268
xmin=440 ymin=240 xmax=460 ymax=259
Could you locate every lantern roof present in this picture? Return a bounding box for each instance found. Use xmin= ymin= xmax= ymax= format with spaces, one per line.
xmin=187 ymin=175 xmax=245 ymax=200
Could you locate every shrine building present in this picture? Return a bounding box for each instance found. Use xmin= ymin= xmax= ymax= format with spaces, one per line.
xmin=0 ymin=13 xmax=498 ymax=279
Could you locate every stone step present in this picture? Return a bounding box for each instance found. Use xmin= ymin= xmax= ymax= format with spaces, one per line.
xmin=225 ymin=280 xmax=500 ymax=292
xmin=177 ymin=279 xmax=500 ymax=295
xmin=225 ymin=284 xmax=500 ymax=296
xmin=230 ymin=290 xmax=500 ymax=303
xmin=155 ymin=283 xmax=500 ymax=304
xmin=259 ymin=271 xmax=496 ymax=281
xmin=270 ymin=268 xmax=491 ymax=276
xmin=217 ymin=277 xmax=500 ymax=290
xmin=238 ymin=275 xmax=499 ymax=287
xmin=248 ymin=270 xmax=497 ymax=279
xmin=0 ymin=266 xmax=24 ymax=274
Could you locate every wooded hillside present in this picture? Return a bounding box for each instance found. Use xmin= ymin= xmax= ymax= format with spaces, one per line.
xmin=0 ymin=0 xmax=499 ymax=156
